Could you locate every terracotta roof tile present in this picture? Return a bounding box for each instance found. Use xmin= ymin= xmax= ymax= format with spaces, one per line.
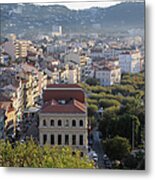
xmin=41 ymin=99 xmax=86 ymax=114
xmin=46 ymin=84 xmax=81 ymax=88
xmin=44 ymin=84 xmax=85 ymax=103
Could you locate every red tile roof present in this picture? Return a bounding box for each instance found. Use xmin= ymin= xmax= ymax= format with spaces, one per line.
xmin=46 ymin=84 xmax=81 ymax=88
xmin=44 ymin=84 xmax=85 ymax=103
xmin=41 ymin=99 xmax=86 ymax=114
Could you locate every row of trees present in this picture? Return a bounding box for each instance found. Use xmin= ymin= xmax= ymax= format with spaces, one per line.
xmin=82 ymin=72 xmax=145 ymax=169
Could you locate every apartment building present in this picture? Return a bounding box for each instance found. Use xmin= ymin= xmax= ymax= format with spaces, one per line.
xmin=64 ymin=64 xmax=81 ymax=84
xmin=39 ymin=84 xmax=88 ymax=155
xmin=80 ymin=55 xmax=93 ymax=81
xmin=16 ymin=63 xmax=47 ymax=109
xmin=119 ymin=50 xmax=141 ymax=73
xmin=0 ymin=95 xmax=16 ymax=135
xmin=15 ymin=40 xmax=28 ymax=58
xmin=2 ymin=39 xmax=30 ymax=60
xmin=95 ymin=65 xmax=121 ymax=86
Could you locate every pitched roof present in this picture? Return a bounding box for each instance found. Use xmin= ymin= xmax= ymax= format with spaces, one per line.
xmin=44 ymin=84 xmax=85 ymax=103
xmin=46 ymin=84 xmax=81 ymax=89
xmin=40 ymin=99 xmax=86 ymax=114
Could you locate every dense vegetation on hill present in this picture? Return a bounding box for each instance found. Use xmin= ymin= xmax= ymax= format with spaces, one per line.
xmin=1 ymin=2 xmax=144 ymax=36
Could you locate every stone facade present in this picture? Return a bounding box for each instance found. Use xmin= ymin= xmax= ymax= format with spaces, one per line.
xmin=39 ymin=84 xmax=88 ymax=155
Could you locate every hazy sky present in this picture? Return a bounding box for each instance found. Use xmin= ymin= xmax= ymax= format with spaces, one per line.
xmin=1 ymin=0 xmax=122 ymax=10
xmin=35 ymin=0 xmax=122 ymax=10
xmin=1 ymin=0 xmax=143 ymax=10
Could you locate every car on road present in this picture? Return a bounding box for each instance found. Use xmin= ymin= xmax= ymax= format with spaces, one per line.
xmin=103 ymin=154 xmax=112 ymax=169
xmin=104 ymin=160 xmax=112 ymax=169
xmin=92 ymin=152 xmax=98 ymax=162
xmin=103 ymin=154 xmax=109 ymax=160
xmin=88 ymin=151 xmax=98 ymax=162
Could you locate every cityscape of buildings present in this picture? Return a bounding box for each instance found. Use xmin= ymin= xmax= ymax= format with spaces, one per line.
xmin=0 ymin=2 xmax=145 ymax=169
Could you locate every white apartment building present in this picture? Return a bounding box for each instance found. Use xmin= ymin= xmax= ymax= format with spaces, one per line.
xmin=80 ymin=56 xmax=93 ymax=81
xmin=96 ymin=66 xmax=121 ymax=86
xmin=119 ymin=50 xmax=141 ymax=74
xmin=52 ymin=25 xmax=62 ymax=36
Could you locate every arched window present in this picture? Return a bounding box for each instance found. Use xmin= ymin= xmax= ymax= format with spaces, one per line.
xmin=72 ymin=120 xmax=76 ymax=127
xmin=51 ymin=119 xmax=54 ymax=126
xmin=65 ymin=120 xmax=69 ymax=127
xmin=58 ymin=119 xmax=62 ymax=126
xmin=43 ymin=119 xmax=46 ymax=126
xmin=43 ymin=134 xmax=47 ymax=144
xmin=79 ymin=120 xmax=83 ymax=127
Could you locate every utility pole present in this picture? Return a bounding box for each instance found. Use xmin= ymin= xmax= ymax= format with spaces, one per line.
xmin=132 ymin=120 xmax=135 ymax=150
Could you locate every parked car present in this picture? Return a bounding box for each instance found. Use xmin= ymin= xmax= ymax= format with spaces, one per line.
xmin=88 ymin=151 xmax=98 ymax=162
xmin=103 ymin=154 xmax=109 ymax=160
xmin=103 ymin=154 xmax=112 ymax=169
xmin=92 ymin=153 xmax=98 ymax=162
xmin=104 ymin=160 xmax=112 ymax=169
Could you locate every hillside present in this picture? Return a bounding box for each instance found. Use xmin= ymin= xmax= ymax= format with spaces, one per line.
xmin=0 ymin=2 xmax=144 ymax=37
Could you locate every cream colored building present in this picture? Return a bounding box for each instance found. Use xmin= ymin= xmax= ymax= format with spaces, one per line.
xmin=16 ymin=63 xmax=47 ymax=109
xmin=96 ymin=66 xmax=121 ymax=86
xmin=39 ymin=84 xmax=88 ymax=155
xmin=119 ymin=50 xmax=141 ymax=74
xmin=2 ymin=39 xmax=30 ymax=60
xmin=15 ymin=40 xmax=29 ymax=58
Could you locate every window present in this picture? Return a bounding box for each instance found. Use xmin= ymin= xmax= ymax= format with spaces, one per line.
xmin=80 ymin=152 xmax=84 ymax=157
xmin=79 ymin=135 xmax=83 ymax=145
xmin=51 ymin=134 xmax=54 ymax=145
xmin=43 ymin=134 xmax=47 ymax=144
xmin=65 ymin=134 xmax=69 ymax=145
xmin=51 ymin=119 xmax=54 ymax=126
xmin=72 ymin=120 xmax=76 ymax=127
xmin=79 ymin=120 xmax=83 ymax=127
xmin=58 ymin=120 xmax=62 ymax=127
xmin=43 ymin=119 xmax=46 ymax=126
xmin=72 ymin=135 xmax=76 ymax=145
xmin=58 ymin=134 xmax=62 ymax=145
xmin=65 ymin=120 xmax=69 ymax=127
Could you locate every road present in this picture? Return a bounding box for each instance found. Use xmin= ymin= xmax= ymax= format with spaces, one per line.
xmin=19 ymin=116 xmax=39 ymax=141
xmin=92 ymin=128 xmax=105 ymax=169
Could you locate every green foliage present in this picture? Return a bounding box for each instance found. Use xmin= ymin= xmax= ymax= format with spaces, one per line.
xmin=123 ymin=150 xmax=145 ymax=170
xmin=0 ymin=139 xmax=94 ymax=168
xmin=88 ymin=104 xmax=98 ymax=117
xmin=90 ymin=86 xmax=112 ymax=94
xmin=86 ymin=98 xmax=98 ymax=105
xmin=103 ymin=136 xmax=131 ymax=161
xmin=116 ymin=114 xmax=140 ymax=145
xmin=90 ymin=93 xmax=104 ymax=100
xmin=111 ymin=84 xmax=135 ymax=96
xmin=99 ymin=99 xmax=120 ymax=108
xmin=85 ymin=78 xmax=99 ymax=86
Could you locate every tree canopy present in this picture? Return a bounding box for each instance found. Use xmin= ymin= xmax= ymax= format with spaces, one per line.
xmin=0 ymin=139 xmax=94 ymax=168
xmin=103 ymin=136 xmax=131 ymax=161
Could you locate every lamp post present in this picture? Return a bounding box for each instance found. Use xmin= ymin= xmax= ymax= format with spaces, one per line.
xmin=132 ymin=120 xmax=135 ymax=150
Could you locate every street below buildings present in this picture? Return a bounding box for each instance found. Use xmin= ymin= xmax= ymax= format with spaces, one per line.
xmin=92 ymin=128 xmax=105 ymax=169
